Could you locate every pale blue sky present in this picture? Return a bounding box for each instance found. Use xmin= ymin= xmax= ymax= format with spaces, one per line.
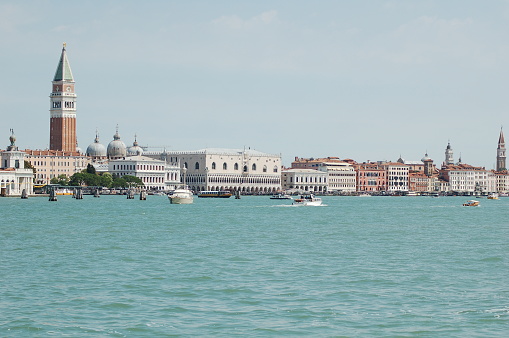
xmin=1 ymin=0 xmax=509 ymax=167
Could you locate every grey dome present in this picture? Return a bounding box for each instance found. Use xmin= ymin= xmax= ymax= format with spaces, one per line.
xmin=86 ymin=133 xmax=107 ymax=157
xmin=421 ymin=153 xmax=431 ymax=162
xmin=107 ymin=128 xmax=127 ymax=159
xmin=127 ymin=136 xmax=143 ymax=156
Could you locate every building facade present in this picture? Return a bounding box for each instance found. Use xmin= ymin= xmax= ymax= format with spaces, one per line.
xmin=281 ymin=168 xmax=328 ymax=193
xmin=383 ymin=162 xmax=409 ymax=192
xmin=1 ymin=132 xmax=34 ymax=196
xmin=108 ymin=155 xmax=180 ymax=191
xmin=24 ymin=150 xmax=88 ymax=185
xmin=151 ymin=148 xmax=282 ymax=193
xmin=354 ymin=162 xmax=387 ymax=192
xmin=440 ymin=164 xmax=496 ymax=194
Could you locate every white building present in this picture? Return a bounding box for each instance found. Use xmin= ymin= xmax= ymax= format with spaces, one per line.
xmin=108 ymin=155 xmax=180 ymax=191
xmin=384 ymin=162 xmax=409 ymax=192
xmin=282 ymin=168 xmax=328 ymax=193
xmin=149 ymin=148 xmax=282 ymax=193
xmin=1 ymin=132 xmax=34 ymax=197
xmin=495 ymin=171 xmax=509 ymax=193
xmin=318 ymin=161 xmax=356 ymax=193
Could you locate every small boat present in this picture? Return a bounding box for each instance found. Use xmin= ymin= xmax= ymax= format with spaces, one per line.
xmin=463 ymin=200 xmax=480 ymax=207
xmin=197 ymin=190 xmax=232 ymax=198
xmin=358 ymin=193 xmax=371 ymax=197
xmin=169 ymin=186 xmax=194 ymax=204
xmin=293 ymin=194 xmax=322 ymax=206
xmin=55 ymin=188 xmax=73 ymax=195
xmin=270 ymin=193 xmax=293 ymax=200
xmin=487 ymin=193 xmax=499 ymax=200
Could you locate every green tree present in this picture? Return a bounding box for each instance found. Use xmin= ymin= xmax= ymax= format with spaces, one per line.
xmin=123 ymin=175 xmax=144 ymax=188
xmin=50 ymin=174 xmax=69 ymax=186
xmin=86 ymin=163 xmax=96 ymax=175
xmin=99 ymin=173 xmax=113 ymax=188
xmin=112 ymin=177 xmax=127 ymax=188
xmin=69 ymin=172 xmax=87 ymax=186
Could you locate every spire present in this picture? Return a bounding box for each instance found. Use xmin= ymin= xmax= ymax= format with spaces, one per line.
xmin=53 ymin=42 xmax=74 ymax=82
xmin=113 ymin=125 xmax=120 ymax=140
xmin=498 ymin=127 xmax=505 ymax=147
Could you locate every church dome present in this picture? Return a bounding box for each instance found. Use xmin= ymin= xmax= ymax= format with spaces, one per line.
xmin=107 ymin=128 xmax=127 ymax=159
xmin=86 ymin=132 xmax=107 ymax=158
xmin=421 ymin=153 xmax=431 ymax=162
xmin=127 ymin=136 xmax=143 ymax=156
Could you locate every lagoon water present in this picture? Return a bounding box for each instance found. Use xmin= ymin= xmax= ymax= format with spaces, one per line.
xmin=1 ymin=195 xmax=509 ymax=336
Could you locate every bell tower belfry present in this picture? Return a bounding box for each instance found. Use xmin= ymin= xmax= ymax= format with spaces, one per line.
xmin=444 ymin=141 xmax=454 ymax=166
xmin=50 ymin=43 xmax=77 ymax=152
xmin=497 ymin=127 xmax=506 ymax=171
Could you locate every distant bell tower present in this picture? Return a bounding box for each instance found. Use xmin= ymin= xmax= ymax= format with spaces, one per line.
xmin=445 ymin=141 xmax=454 ymax=165
xmin=50 ymin=43 xmax=77 ymax=152
xmin=497 ymin=127 xmax=506 ymax=171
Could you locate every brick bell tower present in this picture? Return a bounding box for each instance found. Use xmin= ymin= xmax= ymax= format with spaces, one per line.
xmin=50 ymin=43 xmax=77 ymax=152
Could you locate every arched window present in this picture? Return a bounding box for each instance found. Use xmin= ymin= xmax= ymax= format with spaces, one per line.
xmin=195 ymin=162 xmax=200 ymax=170
xmin=243 ymin=165 xmax=248 ymax=172
xmin=234 ymin=163 xmax=239 ymax=170
xmin=184 ymin=162 xmax=188 ymax=169
xmin=263 ymin=165 xmax=267 ymax=173
xmin=252 ymin=164 xmax=256 ymax=171
xmin=273 ymin=165 xmax=278 ymax=173
xmin=223 ymin=162 xmax=227 ymax=170
xmin=212 ymin=162 xmax=216 ymax=170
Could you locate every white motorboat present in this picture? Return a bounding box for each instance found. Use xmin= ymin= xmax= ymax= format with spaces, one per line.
xmin=169 ymin=187 xmax=194 ymax=204
xmin=293 ymin=194 xmax=322 ymax=206
xmin=169 ymin=167 xmax=194 ymax=204
xmin=270 ymin=193 xmax=293 ymax=200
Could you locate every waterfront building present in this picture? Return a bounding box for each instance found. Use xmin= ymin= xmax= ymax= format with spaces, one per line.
xmin=291 ymin=157 xmax=341 ymax=170
xmin=440 ymin=163 xmax=496 ymax=194
xmin=281 ymin=168 xmax=328 ymax=193
xmin=495 ymin=171 xmax=509 ymax=193
xmin=383 ymin=162 xmax=409 ymax=193
xmin=50 ymin=43 xmax=77 ymax=152
xmin=496 ymin=128 xmax=506 ymax=171
xmin=0 ymin=132 xmax=34 ymax=196
xmin=149 ymin=148 xmax=282 ymax=193
xmin=408 ymin=171 xmax=429 ymax=193
xmin=24 ymin=150 xmax=89 ymax=185
xmin=354 ymin=162 xmax=387 ymax=192
xmin=108 ymin=155 xmax=180 ymax=191
xmin=319 ymin=161 xmax=356 ymax=193
xmin=291 ymin=157 xmax=356 ymax=193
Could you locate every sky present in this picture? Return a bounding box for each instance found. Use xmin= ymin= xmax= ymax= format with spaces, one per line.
xmin=1 ymin=0 xmax=509 ymax=167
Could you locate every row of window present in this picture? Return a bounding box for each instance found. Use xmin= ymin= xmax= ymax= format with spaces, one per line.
xmin=184 ymin=162 xmax=278 ymax=173
xmin=290 ymin=176 xmax=327 ymax=183
xmin=112 ymin=164 xmax=165 ymax=171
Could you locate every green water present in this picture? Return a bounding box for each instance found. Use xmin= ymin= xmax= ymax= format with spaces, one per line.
xmin=1 ymin=195 xmax=508 ymax=336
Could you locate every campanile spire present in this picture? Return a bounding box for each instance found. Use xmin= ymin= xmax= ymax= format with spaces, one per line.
xmin=497 ymin=127 xmax=506 ymax=171
xmin=49 ymin=43 xmax=77 ymax=152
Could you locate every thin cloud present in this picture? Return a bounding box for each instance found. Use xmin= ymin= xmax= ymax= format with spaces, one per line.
xmin=212 ymin=10 xmax=279 ymax=29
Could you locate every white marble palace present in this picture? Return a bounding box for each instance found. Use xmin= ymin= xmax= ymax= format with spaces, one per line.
xmin=146 ymin=148 xmax=282 ymax=193
xmin=0 ymin=131 xmax=34 ymax=197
